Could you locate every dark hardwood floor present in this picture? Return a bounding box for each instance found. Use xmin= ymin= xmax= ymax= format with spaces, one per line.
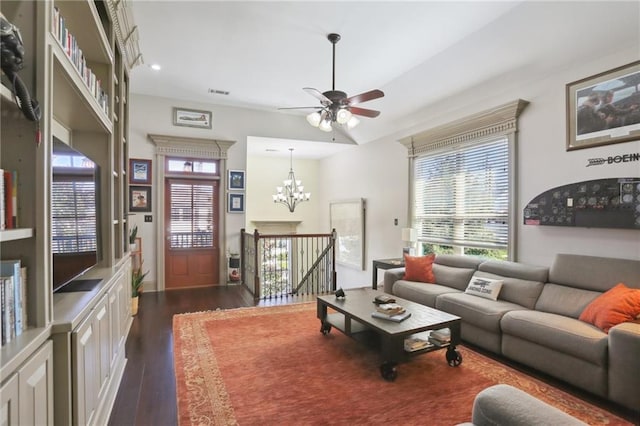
xmin=107 ymin=285 xmax=313 ymax=426
xmin=108 ymin=286 xmax=639 ymax=426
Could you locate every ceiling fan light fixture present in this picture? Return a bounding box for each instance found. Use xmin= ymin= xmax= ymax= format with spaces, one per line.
xmin=336 ymin=108 xmax=352 ymax=124
xmin=346 ymin=116 xmax=360 ymax=129
xmin=318 ymin=118 xmax=333 ymax=132
xmin=306 ymin=111 xmax=321 ymax=127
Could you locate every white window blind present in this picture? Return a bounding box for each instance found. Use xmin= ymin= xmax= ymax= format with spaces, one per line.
xmin=169 ymin=182 xmax=216 ymax=249
xmin=51 ymin=179 xmax=97 ymax=253
xmin=414 ymin=137 xmax=509 ymax=249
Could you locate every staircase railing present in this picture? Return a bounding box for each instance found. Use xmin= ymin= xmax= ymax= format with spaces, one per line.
xmin=241 ymin=228 xmax=336 ymax=300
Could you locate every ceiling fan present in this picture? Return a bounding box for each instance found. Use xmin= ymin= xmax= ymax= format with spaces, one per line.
xmin=281 ymin=33 xmax=384 ymax=132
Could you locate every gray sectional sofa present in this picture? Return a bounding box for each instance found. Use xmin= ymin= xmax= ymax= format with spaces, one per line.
xmin=383 ymin=253 xmax=640 ymax=412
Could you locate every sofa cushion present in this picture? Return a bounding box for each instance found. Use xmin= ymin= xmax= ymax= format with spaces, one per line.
xmin=436 ymin=293 xmax=526 ymax=333
xmin=579 ymin=283 xmax=640 ymax=332
xmin=465 ymin=277 xmax=503 ymax=301
xmin=501 ymin=310 xmax=608 ymax=366
xmin=477 ymin=260 xmax=547 ymax=309
xmin=392 ymin=280 xmax=460 ymax=308
xmin=535 ymin=284 xmax=601 ymax=318
xmin=549 ymin=254 xmax=640 ymax=291
xmin=433 ymin=263 xmax=478 ymax=291
xmin=403 ymin=253 xmax=435 ymax=283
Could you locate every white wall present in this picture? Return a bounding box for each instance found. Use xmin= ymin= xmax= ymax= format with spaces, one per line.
xmin=130 ymin=14 xmax=639 ymax=291
xmin=128 ymin=94 xmax=344 ymax=288
xmin=320 ymin=48 xmax=640 ymax=288
xmin=246 ymin=156 xmax=321 ymax=234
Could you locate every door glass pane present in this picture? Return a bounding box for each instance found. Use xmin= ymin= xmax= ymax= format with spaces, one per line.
xmin=169 ymin=182 xmax=214 ymax=249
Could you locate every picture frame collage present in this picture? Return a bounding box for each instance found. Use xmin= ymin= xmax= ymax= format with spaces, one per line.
xmin=227 ymin=170 xmax=245 ymax=213
xmin=129 ymin=158 xmax=152 ymax=212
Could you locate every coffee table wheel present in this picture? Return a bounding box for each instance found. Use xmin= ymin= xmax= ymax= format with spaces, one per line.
xmin=446 ymin=347 xmax=462 ymax=367
xmin=320 ymin=322 xmax=332 ymax=335
xmin=380 ymin=362 xmax=398 ymax=382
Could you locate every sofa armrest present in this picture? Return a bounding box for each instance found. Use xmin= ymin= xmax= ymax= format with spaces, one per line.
xmin=470 ymin=384 xmax=587 ymax=426
xmin=383 ymin=268 xmax=405 ymax=294
xmin=608 ymin=321 xmax=640 ymax=411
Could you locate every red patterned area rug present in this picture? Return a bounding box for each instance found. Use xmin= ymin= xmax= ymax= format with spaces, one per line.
xmin=173 ymin=302 xmax=631 ymax=426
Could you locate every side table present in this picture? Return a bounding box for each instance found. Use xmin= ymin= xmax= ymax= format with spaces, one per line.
xmin=372 ymin=258 xmax=405 ymax=289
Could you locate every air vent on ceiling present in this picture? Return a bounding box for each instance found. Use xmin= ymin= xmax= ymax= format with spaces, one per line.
xmin=208 ymin=88 xmax=230 ymax=95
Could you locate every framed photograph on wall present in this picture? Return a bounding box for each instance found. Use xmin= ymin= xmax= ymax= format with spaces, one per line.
xmin=172 ymin=107 xmax=213 ymax=129
xmin=228 ymin=170 xmax=245 ymax=190
xmin=129 ymin=158 xmax=152 ymax=184
xmin=566 ymin=60 xmax=640 ymax=151
xmin=130 ymin=185 xmax=152 ymax=212
xmin=330 ymin=198 xmax=366 ymax=270
xmin=228 ymin=193 xmax=245 ymax=213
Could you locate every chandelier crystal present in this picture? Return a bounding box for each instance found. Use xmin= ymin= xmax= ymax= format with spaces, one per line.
xmin=272 ymin=148 xmax=310 ymax=212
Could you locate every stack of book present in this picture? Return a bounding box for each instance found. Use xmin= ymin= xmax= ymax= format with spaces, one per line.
xmin=404 ymin=336 xmax=434 ymax=352
xmin=371 ymin=303 xmax=411 ymax=322
xmin=428 ymin=328 xmax=451 ymax=346
xmin=1 ymin=259 xmax=27 ymax=345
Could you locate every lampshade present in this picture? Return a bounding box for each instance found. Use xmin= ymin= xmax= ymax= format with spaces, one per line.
xmin=318 ymin=117 xmax=333 ymax=132
xmin=402 ymin=228 xmax=417 ymax=243
xmin=336 ymin=108 xmax=352 ymax=124
xmin=306 ymin=111 xmax=321 ymax=127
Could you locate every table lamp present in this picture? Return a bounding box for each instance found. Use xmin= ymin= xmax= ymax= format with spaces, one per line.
xmin=402 ymin=228 xmax=417 ymax=256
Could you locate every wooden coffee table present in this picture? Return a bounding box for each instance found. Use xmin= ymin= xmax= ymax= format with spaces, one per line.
xmin=317 ymin=287 xmax=462 ymax=381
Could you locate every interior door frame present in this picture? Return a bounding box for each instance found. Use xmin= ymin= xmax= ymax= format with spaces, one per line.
xmin=148 ymin=134 xmax=236 ymax=291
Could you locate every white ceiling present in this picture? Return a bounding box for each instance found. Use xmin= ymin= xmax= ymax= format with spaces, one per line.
xmin=129 ymin=1 xmax=639 ymax=158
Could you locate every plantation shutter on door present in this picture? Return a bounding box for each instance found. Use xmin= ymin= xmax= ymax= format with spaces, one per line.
xmin=414 ymin=138 xmax=509 ymax=249
xmin=169 ymin=181 xmax=217 ymax=249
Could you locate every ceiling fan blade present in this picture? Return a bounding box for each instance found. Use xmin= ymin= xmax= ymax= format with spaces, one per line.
xmin=278 ymin=106 xmax=323 ymax=110
xmin=350 ymin=106 xmax=380 ymax=118
xmin=303 ymin=87 xmax=332 ymax=106
xmin=346 ymin=89 xmax=384 ymax=105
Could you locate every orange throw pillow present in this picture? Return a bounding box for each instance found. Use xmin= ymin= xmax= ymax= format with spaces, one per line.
xmin=403 ymin=253 xmax=436 ymax=283
xmin=579 ymin=283 xmax=640 ymax=333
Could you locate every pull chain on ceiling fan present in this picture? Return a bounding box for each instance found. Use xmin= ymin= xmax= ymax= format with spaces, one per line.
xmin=279 ymin=33 xmax=384 ymax=132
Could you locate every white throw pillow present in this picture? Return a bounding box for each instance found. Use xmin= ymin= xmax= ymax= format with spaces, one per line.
xmin=465 ymin=276 xmax=503 ymax=301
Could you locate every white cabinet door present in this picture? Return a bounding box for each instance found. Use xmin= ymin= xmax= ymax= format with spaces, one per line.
xmin=72 ymin=310 xmax=97 ymax=426
xmin=95 ymin=296 xmax=111 ymax=402
xmin=18 ymin=341 xmax=53 ymax=425
xmin=0 ymin=373 xmax=19 ymax=426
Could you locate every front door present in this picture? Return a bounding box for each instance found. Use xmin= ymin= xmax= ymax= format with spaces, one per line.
xmin=164 ymin=178 xmax=220 ymax=288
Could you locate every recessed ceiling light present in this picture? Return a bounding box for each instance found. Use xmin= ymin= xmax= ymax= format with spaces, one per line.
xmin=150 ymin=64 xmax=161 ymax=71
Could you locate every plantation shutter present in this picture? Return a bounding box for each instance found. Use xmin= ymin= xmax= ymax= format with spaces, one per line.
xmin=414 ymin=137 xmax=509 ymax=249
xmin=51 ymin=178 xmax=97 ymax=253
xmin=169 ymin=181 xmax=216 ymax=249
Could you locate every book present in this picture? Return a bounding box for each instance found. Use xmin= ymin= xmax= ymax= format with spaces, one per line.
xmin=404 ymin=337 xmax=434 ymax=352
xmin=371 ymin=310 xmax=411 ymax=322
xmin=0 ymin=260 xmax=22 ymax=336
xmin=0 ymin=168 xmax=5 ymax=230
xmin=20 ymin=267 xmax=27 ymax=330
xmin=3 ymin=171 xmax=13 ymax=229
xmin=375 ymin=302 xmax=405 ymax=315
xmin=431 ymin=328 xmax=451 ymax=342
xmin=374 ymin=294 xmax=396 ymax=304
xmin=2 ymin=276 xmax=14 ymax=344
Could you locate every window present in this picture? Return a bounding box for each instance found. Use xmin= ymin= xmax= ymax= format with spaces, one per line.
xmin=402 ymin=99 xmax=529 ymax=260
xmin=168 ymin=181 xmax=217 ymax=249
xmin=52 ymin=176 xmax=97 ymax=253
xmin=413 ymin=138 xmax=509 ymax=259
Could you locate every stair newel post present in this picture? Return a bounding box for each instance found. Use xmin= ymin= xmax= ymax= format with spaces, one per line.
xmin=331 ymin=228 xmax=337 ymax=291
xmin=253 ymin=228 xmax=261 ymax=301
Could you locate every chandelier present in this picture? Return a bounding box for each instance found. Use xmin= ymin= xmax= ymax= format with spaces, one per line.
xmin=272 ymin=148 xmax=310 ymax=212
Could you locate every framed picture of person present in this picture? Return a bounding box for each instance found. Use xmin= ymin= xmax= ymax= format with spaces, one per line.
xmin=566 ymin=61 xmax=640 ymax=151
xmin=130 ymin=186 xmax=152 ymax=212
